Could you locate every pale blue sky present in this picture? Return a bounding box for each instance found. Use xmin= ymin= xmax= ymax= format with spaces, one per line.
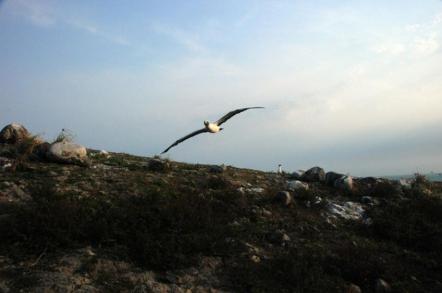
xmin=1 ymin=0 xmax=442 ymax=176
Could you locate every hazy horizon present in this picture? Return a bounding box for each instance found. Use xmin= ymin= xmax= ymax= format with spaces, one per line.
xmin=1 ymin=0 xmax=442 ymax=176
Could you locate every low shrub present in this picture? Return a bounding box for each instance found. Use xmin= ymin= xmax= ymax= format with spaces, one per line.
xmin=368 ymin=195 xmax=442 ymax=253
xmin=1 ymin=181 xmax=248 ymax=270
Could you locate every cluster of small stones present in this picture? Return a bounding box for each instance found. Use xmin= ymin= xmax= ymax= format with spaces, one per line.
xmin=273 ymin=166 xmax=387 ymax=224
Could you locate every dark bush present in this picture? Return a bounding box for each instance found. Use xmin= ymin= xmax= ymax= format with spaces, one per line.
xmin=412 ymin=173 xmax=430 ymax=189
xmin=368 ymin=195 xmax=442 ymax=253
xmin=0 ymin=181 xmax=248 ymax=270
xmin=370 ymin=180 xmax=400 ymax=198
xmin=227 ymin=244 xmax=342 ymax=292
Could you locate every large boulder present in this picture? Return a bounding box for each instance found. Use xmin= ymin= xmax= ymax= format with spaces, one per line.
xmin=325 ymin=171 xmax=344 ymax=186
xmin=0 ymin=123 xmax=30 ymax=144
xmin=301 ymin=166 xmax=325 ymax=182
xmin=48 ymin=141 xmax=88 ymax=165
xmin=334 ymin=175 xmax=354 ymax=191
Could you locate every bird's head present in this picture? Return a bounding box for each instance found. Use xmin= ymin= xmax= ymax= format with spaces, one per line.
xmin=204 ymin=120 xmax=210 ymax=126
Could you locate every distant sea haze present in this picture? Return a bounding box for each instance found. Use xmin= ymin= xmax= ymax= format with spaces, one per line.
xmin=383 ymin=173 xmax=442 ymax=182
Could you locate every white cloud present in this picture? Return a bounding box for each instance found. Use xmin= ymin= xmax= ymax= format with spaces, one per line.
xmin=372 ymin=43 xmax=406 ymax=55
xmin=414 ymin=34 xmax=440 ymax=54
xmin=433 ymin=12 xmax=442 ymax=25
xmin=372 ymin=11 xmax=442 ymax=56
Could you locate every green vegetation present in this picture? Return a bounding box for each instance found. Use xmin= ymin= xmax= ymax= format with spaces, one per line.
xmin=0 ymin=151 xmax=441 ymax=292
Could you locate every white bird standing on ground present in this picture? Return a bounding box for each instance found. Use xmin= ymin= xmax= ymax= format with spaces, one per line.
xmin=161 ymin=107 xmax=264 ymax=154
xmin=278 ymin=164 xmax=283 ymax=174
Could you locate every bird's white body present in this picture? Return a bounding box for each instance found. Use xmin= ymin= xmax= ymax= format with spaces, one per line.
xmin=206 ymin=122 xmax=221 ymax=133
xmin=161 ymin=107 xmax=263 ymax=154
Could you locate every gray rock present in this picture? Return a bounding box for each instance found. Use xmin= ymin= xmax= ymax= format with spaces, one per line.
xmin=375 ymin=278 xmax=391 ymax=293
xmin=325 ymin=171 xmax=344 ymax=186
xmin=0 ymin=123 xmax=30 ymax=144
xmin=275 ymin=191 xmax=292 ymax=206
xmin=334 ymin=175 xmax=354 ymax=191
xmin=326 ymin=201 xmax=364 ymax=221
xmin=48 ymin=141 xmax=88 ymax=165
xmin=287 ymin=180 xmax=309 ymax=191
xmin=288 ymin=171 xmax=302 ymax=180
xmin=301 ymin=166 xmax=325 ymax=182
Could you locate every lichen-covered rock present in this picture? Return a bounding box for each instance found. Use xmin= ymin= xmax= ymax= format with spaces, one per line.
xmin=0 ymin=123 xmax=30 ymax=144
xmin=48 ymin=141 xmax=88 ymax=165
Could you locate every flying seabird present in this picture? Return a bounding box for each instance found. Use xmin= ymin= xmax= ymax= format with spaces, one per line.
xmin=161 ymin=107 xmax=264 ymax=154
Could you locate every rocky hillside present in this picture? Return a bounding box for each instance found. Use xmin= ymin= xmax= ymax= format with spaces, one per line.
xmin=0 ymin=123 xmax=441 ymax=293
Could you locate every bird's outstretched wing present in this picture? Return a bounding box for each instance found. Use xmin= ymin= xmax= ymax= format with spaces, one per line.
xmin=215 ymin=107 xmax=264 ymax=126
xmin=161 ymin=128 xmax=209 ymax=154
